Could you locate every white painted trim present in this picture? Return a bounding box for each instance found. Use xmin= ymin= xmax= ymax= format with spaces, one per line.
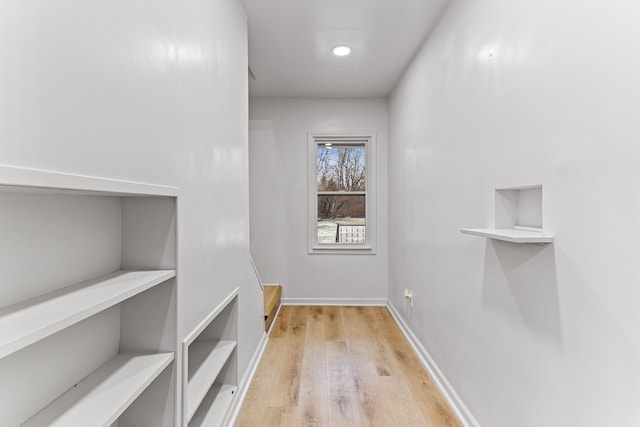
xmin=0 ymin=164 xmax=179 ymax=196
xmin=250 ymin=254 xmax=264 ymax=291
xmin=282 ymin=297 xmax=387 ymax=306
xmin=266 ymin=302 xmax=284 ymax=337
xmin=224 ymin=331 xmax=269 ymax=427
xmin=495 ymin=183 xmax=542 ymax=191
xmin=309 ymin=245 xmax=375 ymax=255
xmin=183 ymin=287 xmax=240 ymax=347
xmin=307 ymin=132 xmax=377 ymax=255
xmin=386 ymin=301 xmax=481 ymax=427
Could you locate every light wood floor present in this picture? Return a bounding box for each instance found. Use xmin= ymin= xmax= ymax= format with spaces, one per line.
xmin=235 ymin=306 xmax=461 ymax=427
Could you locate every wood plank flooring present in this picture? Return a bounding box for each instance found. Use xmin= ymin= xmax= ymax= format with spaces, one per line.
xmin=235 ymin=306 xmax=461 ymax=427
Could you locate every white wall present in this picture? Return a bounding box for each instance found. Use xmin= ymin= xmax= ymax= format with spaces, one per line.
xmin=388 ymin=0 xmax=640 ymax=426
xmin=0 ymin=0 xmax=263 ymax=421
xmin=249 ymin=98 xmax=388 ymax=301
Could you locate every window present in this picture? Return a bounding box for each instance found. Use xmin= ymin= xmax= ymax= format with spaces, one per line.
xmin=308 ymin=133 xmax=376 ymax=253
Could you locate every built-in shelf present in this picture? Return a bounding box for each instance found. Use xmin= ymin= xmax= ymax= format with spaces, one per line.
xmin=0 ymin=164 xmax=179 ymax=197
xmin=0 ymin=169 xmax=178 ymax=427
xmin=187 ymin=340 xmax=237 ymax=421
xmin=183 ymin=288 xmax=239 ymax=426
xmin=0 ymin=270 xmax=176 ymax=360
xmin=461 ymin=228 xmax=554 ymax=244
xmin=21 ymin=352 xmax=174 ymax=427
xmin=189 ymin=384 xmax=237 ymax=427
xmin=462 ymin=185 xmax=553 ymax=244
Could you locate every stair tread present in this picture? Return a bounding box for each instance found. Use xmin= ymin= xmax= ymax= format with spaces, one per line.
xmin=263 ymin=285 xmax=282 ymax=315
xmin=263 ymin=285 xmax=282 ymax=332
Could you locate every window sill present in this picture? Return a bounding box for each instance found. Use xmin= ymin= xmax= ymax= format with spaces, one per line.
xmin=309 ymin=244 xmax=376 ymax=255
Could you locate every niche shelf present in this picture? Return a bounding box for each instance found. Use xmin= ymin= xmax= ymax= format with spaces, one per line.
xmin=0 ymin=270 xmax=175 ymax=359
xmin=460 ymin=228 xmax=553 ymax=243
xmin=0 ymin=165 xmax=178 ymax=427
xmin=183 ymin=288 xmax=239 ymax=426
xmin=189 ymin=384 xmax=237 ymax=427
xmin=461 ymin=185 xmax=554 ymax=244
xmin=22 ymin=352 xmax=173 ymax=427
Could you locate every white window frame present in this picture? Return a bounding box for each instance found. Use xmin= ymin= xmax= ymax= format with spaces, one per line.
xmin=308 ymin=132 xmax=376 ymax=254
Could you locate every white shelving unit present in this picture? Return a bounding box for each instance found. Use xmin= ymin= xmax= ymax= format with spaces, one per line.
xmin=22 ymin=352 xmax=174 ymax=427
xmin=0 ymin=270 xmax=175 ymax=359
xmin=462 ymin=185 xmax=554 ymax=244
xmin=0 ymin=165 xmax=178 ymax=427
xmin=183 ymin=288 xmax=239 ymax=427
xmin=187 ymin=341 xmax=237 ymax=419
xmin=189 ymin=385 xmax=237 ymax=427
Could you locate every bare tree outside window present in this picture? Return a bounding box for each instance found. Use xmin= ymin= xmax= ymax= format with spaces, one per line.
xmin=316 ymin=144 xmax=366 ymax=244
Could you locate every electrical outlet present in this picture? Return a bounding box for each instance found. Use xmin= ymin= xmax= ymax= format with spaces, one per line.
xmin=404 ymin=288 xmax=414 ymax=307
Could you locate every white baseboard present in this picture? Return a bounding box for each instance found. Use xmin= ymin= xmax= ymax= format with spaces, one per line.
xmin=225 ymin=330 xmax=269 ymax=427
xmin=386 ymin=301 xmax=481 ymax=427
xmin=282 ymin=297 xmax=387 ymax=306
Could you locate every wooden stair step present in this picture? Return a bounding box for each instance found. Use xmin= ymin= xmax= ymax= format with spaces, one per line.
xmin=263 ymin=285 xmax=282 ymax=332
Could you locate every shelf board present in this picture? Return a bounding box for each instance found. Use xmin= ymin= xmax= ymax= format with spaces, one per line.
xmin=22 ymin=352 xmax=174 ymax=427
xmin=0 ymin=270 xmax=176 ymax=359
xmin=187 ymin=340 xmax=237 ymax=421
xmin=188 ymin=384 xmax=237 ymax=427
xmin=0 ymin=164 xmax=179 ymax=197
xmin=460 ymin=228 xmax=554 ymax=244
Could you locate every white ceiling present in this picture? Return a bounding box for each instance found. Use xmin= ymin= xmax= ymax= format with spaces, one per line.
xmin=241 ymin=0 xmax=448 ymax=98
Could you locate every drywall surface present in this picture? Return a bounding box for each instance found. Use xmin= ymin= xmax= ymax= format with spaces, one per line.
xmin=0 ymin=0 xmax=263 ymax=418
xmin=249 ymin=98 xmax=388 ymax=300
xmin=388 ymin=0 xmax=640 ymax=425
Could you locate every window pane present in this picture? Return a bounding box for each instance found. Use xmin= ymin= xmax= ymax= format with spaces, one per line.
xmin=317 ymin=195 xmax=365 ymax=244
xmin=317 ymin=145 xmax=366 ymax=192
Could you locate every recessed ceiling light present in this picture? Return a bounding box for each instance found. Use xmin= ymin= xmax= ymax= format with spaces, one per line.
xmin=325 ymin=143 xmax=332 ymax=146
xmin=332 ymin=45 xmax=351 ymax=57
